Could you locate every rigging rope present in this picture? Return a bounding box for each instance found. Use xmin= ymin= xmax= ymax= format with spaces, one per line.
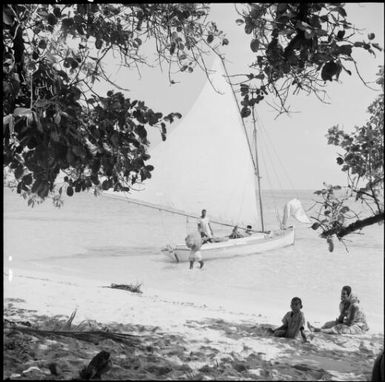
xmin=253 ymin=108 xmax=303 ymax=228
xmin=259 ymin=126 xmax=285 ymax=191
xmin=255 ymin=109 xmax=298 ymax=196
xmin=257 ymin=131 xmax=284 ymax=227
xmin=253 ymin=111 xmax=281 ymax=212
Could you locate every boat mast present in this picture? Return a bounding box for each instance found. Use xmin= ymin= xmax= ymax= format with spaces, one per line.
xmin=219 ymin=56 xmax=265 ymax=231
xmin=251 ymin=104 xmax=265 ymax=232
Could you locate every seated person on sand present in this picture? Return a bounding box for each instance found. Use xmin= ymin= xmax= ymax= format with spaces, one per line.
xmin=268 ymin=297 xmax=308 ymax=342
xmin=245 ymin=225 xmax=253 ymax=235
xmin=307 ymin=285 xmax=369 ymax=335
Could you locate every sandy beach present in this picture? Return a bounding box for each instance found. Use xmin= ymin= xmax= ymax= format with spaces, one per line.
xmin=3 ymin=267 xmax=383 ymax=381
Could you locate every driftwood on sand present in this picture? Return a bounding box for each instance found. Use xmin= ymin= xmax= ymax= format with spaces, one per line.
xmin=8 ymin=326 xmax=140 ymax=345
xmin=107 ymin=283 xmax=143 ymax=294
xmin=6 ymin=308 xmax=140 ymax=346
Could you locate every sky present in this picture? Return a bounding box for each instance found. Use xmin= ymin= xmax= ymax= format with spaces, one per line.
xmin=92 ymin=3 xmax=384 ymax=190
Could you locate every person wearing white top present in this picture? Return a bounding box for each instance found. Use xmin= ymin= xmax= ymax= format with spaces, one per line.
xmin=197 ymin=209 xmax=214 ymax=242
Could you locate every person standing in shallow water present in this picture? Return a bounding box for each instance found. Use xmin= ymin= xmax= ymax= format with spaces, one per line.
xmin=307 ymin=285 xmax=369 ymax=335
xmin=269 ymin=297 xmax=308 ymax=342
xmin=185 ymin=232 xmax=204 ymax=270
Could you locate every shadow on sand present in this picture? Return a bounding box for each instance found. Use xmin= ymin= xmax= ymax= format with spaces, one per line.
xmin=4 ymin=301 xmax=382 ymax=381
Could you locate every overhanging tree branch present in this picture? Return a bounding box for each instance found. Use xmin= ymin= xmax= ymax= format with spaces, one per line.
xmin=321 ymin=212 xmax=384 ymax=239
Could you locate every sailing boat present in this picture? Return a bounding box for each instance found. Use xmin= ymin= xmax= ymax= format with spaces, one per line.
xmin=104 ymin=56 xmax=310 ymax=262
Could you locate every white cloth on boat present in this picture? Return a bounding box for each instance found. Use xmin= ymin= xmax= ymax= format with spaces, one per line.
xmin=281 ymin=198 xmax=311 ymax=228
xmin=199 ymin=216 xmax=212 ymax=238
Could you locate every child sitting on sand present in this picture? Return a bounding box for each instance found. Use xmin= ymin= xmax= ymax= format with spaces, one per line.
xmin=269 ymin=297 xmax=308 ymax=342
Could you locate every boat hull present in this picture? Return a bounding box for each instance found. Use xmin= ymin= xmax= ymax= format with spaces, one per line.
xmin=163 ymin=226 xmax=295 ymax=262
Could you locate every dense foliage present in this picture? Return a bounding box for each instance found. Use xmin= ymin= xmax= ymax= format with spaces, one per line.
xmin=3 ymin=3 xmax=226 ymax=205
xmin=233 ymin=3 xmax=381 ymax=115
xmin=310 ymin=67 xmax=384 ymax=249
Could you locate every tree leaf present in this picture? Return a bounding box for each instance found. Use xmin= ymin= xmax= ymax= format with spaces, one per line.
xmin=311 ymin=222 xmax=320 ymax=230
xmin=250 ymin=39 xmax=259 ymax=52
xmin=241 ymin=107 xmax=251 ymax=118
xmin=102 ymin=179 xmax=111 ymax=190
xmin=66 ymin=186 xmax=74 ymax=196
xmin=244 ymin=24 xmax=253 ymax=35
xmin=91 ymin=174 xmax=100 ymax=185
xmin=135 ymin=125 xmax=147 ymax=140
xmin=336 ymin=30 xmax=345 ymax=40
xmin=53 ymin=7 xmax=61 ymax=18
xmin=3 ymin=8 xmax=14 ymax=25
xmin=95 ymin=39 xmax=103 ymax=49
xmin=321 ymin=61 xmax=341 ymax=81
xmin=338 ymin=44 xmax=352 ymax=56
xmin=47 ymin=13 xmax=57 ymax=26
xmin=22 ymin=173 xmax=33 ymax=185
xmin=15 ymin=165 xmax=24 ymax=179
xmin=277 ymin=3 xmax=288 ymax=13
xmin=371 ymin=43 xmax=382 ymax=51
xmin=170 ymin=42 xmax=176 ymax=55
xmin=335 ymin=6 xmax=347 ymax=18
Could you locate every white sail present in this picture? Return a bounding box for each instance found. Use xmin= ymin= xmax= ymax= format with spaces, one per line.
xmin=106 ymin=57 xmax=259 ymax=228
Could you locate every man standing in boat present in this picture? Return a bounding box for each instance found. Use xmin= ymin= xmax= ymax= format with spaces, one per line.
xmin=198 ymin=209 xmax=214 ymax=243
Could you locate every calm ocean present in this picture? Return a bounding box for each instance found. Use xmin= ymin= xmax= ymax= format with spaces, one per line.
xmin=4 ymin=187 xmax=384 ymax=332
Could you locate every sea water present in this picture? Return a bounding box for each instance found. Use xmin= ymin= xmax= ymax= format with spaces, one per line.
xmin=3 ymin=187 xmax=384 ymax=333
